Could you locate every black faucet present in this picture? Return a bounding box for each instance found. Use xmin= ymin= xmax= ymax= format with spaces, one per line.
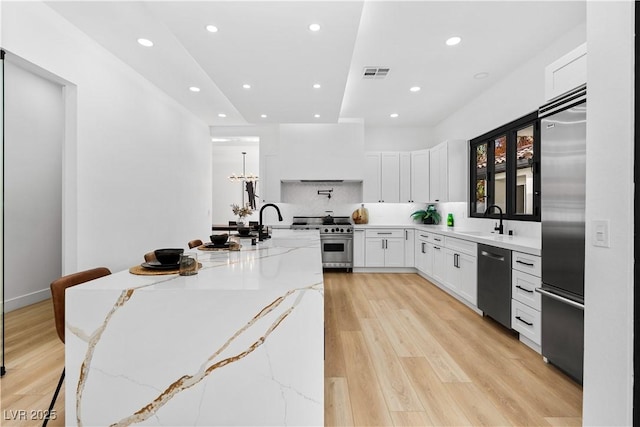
xmin=484 ymin=204 xmax=504 ymax=234
xmin=258 ymin=203 xmax=283 ymax=241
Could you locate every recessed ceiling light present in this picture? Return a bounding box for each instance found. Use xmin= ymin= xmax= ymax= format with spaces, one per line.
xmin=314 ymin=114 xmax=320 ymax=118
xmin=474 ymin=72 xmax=490 ymax=79
xmin=308 ymin=23 xmax=321 ymax=32
xmin=137 ymin=38 xmax=154 ymax=47
xmin=260 ymin=114 xmax=267 ymax=118
xmin=218 ymin=113 xmax=227 ymax=118
xmin=409 ymin=86 xmax=421 ymax=92
xmin=206 ymin=25 xmax=218 ymax=33
xmin=189 ymin=86 xmax=201 ymax=92
xmin=390 ymin=113 xmax=399 ymax=118
xmin=313 ymin=83 xmax=321 ymax=89
xmin=446 ymin=36 xmax=462 ymax=46
xmin=242 ymin=84 xmax=251 ymax=89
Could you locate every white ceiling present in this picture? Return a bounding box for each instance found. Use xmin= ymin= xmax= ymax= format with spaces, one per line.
xmin=45 ymin=1 xmax=586 ymax=128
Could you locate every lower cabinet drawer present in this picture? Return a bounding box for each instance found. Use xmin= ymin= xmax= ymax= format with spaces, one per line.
xmin=511 ymin=299 xmax=541 ymax=345
xmin=512 ymin=270 xmax=542 ymax=311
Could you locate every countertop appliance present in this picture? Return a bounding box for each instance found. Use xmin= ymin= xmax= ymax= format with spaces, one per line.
xmin=536 ymin=84 xmax=586 ymax=384
xmin=477 ymin=244 xmax=512 ymax=328
xmin=291 ymin=216 xmax=353 ymax=270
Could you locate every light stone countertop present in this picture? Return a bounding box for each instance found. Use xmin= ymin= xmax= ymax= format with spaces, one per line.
xmin=65 ymin=230 xmax=324 ymax=426
xmin=354 ymin=224 xmax=541 ymax=256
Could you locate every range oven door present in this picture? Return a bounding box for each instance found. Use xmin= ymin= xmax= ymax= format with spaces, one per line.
xmin=321 ymin=236 xmax=353 ymax=268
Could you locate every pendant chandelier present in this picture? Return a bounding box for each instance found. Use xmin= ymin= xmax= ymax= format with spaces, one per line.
xmin=229 ymin=151 xmax=259 ymax=208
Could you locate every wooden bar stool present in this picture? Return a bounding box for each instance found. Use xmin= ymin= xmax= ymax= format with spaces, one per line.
xmin=45 ymin=267 xmax=112 ymax=426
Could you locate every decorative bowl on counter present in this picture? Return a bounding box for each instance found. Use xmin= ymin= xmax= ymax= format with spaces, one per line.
xmin=210 ymin=234 xmax=229 ymax=245
xmin=237 ymin=227 xmax=251 ymax=236
xmin=154 ymin=248 xmax=184 ymax=264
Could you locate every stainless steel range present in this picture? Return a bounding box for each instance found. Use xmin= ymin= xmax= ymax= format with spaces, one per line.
xmin=291 ymin=215 xmax=353 ymax=271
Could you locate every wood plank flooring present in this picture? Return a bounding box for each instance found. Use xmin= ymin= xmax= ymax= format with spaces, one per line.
xmin=324 ymin=272 xmax=582 ymax=426
xmin=1 ymin=272 xmax=582 ymax=426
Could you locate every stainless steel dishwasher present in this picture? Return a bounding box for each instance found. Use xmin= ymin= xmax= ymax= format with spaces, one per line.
xmin=477 ymin=244 xmax=512 ymax=329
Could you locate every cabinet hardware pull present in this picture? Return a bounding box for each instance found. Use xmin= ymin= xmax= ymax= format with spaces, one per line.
xmin=420 ymin=234 xmax=428 ymax=238
xmin=405 ymin=230 xmax=408 ymax=239
xmin=516 ymin=260 xmax=535 ymax=267
xmin=434 ymin=238 xmax=441 ymax=242
xmin=515 ymin=316 xmax=533 ymax=326
xmin=454 ymin=253 xmax=459 ymax=268
xmin=516 ymin=285 xmax=534 ymax=293
xmin=377 ymin=232 xmax=393 ymax=235
xmin=433 ymin=246 xmax=440 ymax=250
xmin=421 ymin=242 xmax=425 ymax=253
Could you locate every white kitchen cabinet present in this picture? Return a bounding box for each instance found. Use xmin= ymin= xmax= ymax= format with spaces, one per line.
xmin=411 ymin=149 xmax=430 ymax=202
xmin=400 ymin=152 xmax=412 ymax=202
xmin=365 ymin=229 xmax=405 ymax=267
xmin=353 ymin=228 xmax=366 ymax=268
xmin=510 ymin=251 xmax=542 ymax=349
xmin=403 ymin=229 xmax=414 ymax=267
xmin=431 ymin=240 xmax=446 ymax=284
xmin=545 ymin=43 xmax=586 ymax=101
xmin=443 ymin=237 xmax=478 ymax=306
xmin=429 ymin=140 xmax=468 ymax=203
xmin=363 ymin=152 xmax=400 ymax=203
xmin=415 ymin=232 xmax=432 ymax=276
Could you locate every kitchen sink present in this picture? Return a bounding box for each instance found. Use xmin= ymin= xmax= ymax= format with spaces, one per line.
xmin=456 ymin=230 xmax=490 ymax=236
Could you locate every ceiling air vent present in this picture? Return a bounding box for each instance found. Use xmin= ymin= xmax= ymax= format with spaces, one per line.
xmin=362 ymin=67 xmax=390 ymax=79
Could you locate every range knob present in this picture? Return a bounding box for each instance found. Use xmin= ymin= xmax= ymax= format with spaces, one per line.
xmin=331 ymin=228 xmax=335 ymax=232
xmin=340 ymin=228 xmax=344 ymax=232
xmin=324 ymin=228 xmax=329 ymax=233
xmin=346 ymin=228 xmax=351 ymax=232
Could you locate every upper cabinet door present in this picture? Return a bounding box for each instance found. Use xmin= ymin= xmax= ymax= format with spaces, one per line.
xmin=411 ymin=150 xmax=430 ymax=203
xmin=399 ymin=152 xmax=412 ymax=202
xmin=380 ymin=152 xmax=400 ymax=203
xmin=429 ymin=143 xmax=447 ymax=202
xmin=544 ymin=43 xmax=587 ymax=101
xmin=363 ymin=152 xmax=381 ymax=202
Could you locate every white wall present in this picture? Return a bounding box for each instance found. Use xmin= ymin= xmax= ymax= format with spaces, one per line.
xmin=211 ymin=143 xmax=259 ymax=225
xmin=364 ymin=126 xmax=434 ymax=151
xmin=583 ymin=2 xmax=634 ymax=425
xmin=433 ymin=22 xmax=586 ymax=142
xmin=2 ymin=2 xmax=212 ymax=280
xmin=4 ymin=61 xmax=63 ymax=310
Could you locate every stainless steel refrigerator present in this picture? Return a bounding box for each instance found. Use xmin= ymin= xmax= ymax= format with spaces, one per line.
xmin=537 ymin=84 xmax=586 ymax=384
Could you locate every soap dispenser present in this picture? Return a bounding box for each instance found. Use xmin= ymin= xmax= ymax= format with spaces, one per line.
xmin=447 ymin=213 xmax=454 ymax=227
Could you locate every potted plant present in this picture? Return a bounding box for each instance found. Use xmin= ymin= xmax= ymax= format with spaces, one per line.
xmin=410 ymin=204 xmax=441 ymax=224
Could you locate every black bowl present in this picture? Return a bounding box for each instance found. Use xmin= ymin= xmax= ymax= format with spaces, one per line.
xmin=237 ymin=227 xmax=251 ymax=236
xmin=154 ymin=248 xmax=184 ymax=265
xmin=210 ymin=234 xmax=229 ymax=245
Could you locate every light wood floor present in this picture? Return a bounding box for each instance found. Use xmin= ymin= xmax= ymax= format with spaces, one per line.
xmin=1 ymin=273 xmax=582 ymax=426
xmin=324 ymin=272 xmax=582 ymax=426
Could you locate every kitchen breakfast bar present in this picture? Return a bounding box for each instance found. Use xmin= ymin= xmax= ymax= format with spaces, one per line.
xmin=65 ymin=230 xmax=324 ymax=426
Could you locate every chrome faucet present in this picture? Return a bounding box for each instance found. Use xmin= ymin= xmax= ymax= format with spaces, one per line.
xmin=484 ymin=204 xmax=504 ymax=234
xmin=258 ymin=203 xmax=283 ymax=241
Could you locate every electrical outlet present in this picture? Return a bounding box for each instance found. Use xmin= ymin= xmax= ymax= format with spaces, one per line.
xmin=592 ymin=220 xmax=610 ymax=248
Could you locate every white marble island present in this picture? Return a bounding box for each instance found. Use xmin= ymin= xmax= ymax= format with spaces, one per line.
xmin=65 ymin=230 xmax=324 ymax=426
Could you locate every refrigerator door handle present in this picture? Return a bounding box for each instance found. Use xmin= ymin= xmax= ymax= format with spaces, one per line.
xmin=535 ymin=288 xmax=585 ymax=311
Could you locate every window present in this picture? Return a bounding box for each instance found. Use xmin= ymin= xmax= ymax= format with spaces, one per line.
xmin=469 ymin=111 xmax=540 ymax=221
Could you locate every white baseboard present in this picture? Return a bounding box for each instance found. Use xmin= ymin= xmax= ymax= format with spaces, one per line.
xmin=4 ymin=288 xmax=50 ymax=312
xmin=519 ymin=334 xmax=542 ymax=354
xmin=353 ymin=267 xmax=417 ymax=273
